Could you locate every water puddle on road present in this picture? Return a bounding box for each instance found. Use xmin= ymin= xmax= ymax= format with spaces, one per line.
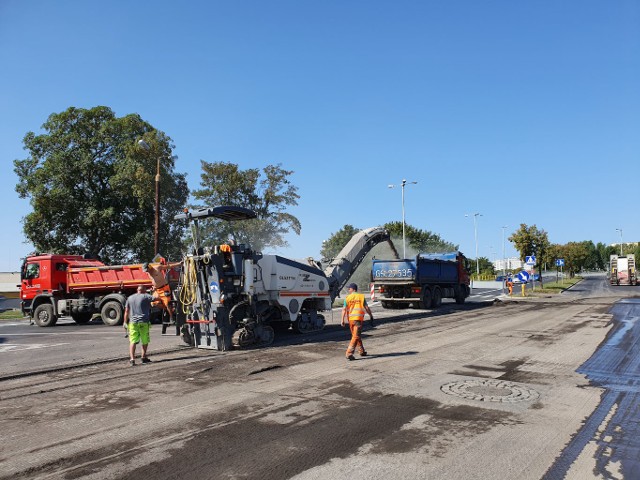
xmin=544 ymin=298 xmax=640 ymax=479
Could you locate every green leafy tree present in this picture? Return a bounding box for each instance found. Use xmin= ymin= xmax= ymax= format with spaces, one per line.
xmin=13 ymin=106 xmax=188 ymax=263
xmin=321 ymin=222 xmax=457 ymax=261
xmin=480 ymin=257 xmax=495 ymax=275
xmin=595 ymin=242 xmax=613 ymax=271
xmin=581 ymin=241 xmax=599 ymax=271
xmin=465 ymin=256 xmax=493 ymax=277
xmin=562 ymin=242 xmax=591 ymax=276
xmin=191 ymin=161 xmax=300 ymax=251
xmin=509 ymin=224 xmax=550 ymax=266
xmin=319 ymin=222 xmax=458 ymax=292
xmin=320 ymin=225 xmax=360 ymax=260
xmin=509 ymin=224 xmax=550 ymax=286
xmin=383 ymin=221 xmax=458 ymax=254
xmin=547 ymin=243 xmax=563 ymax=271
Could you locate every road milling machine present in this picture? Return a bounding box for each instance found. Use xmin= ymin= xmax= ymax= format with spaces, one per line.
xmin=173 ymin=206 xmax=398 ymax=350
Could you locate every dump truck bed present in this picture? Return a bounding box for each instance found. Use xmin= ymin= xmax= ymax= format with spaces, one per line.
xmin=67 ymin=264 xmax=151 ymax=293
xmin=372 ymin=254 xmax=460 ymax=284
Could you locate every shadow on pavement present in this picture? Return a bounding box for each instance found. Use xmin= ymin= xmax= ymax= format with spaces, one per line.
xmin=358 ymin=351 xmax=418 ymax=359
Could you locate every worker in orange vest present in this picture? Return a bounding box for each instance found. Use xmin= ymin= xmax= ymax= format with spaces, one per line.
xmin=506 ymin=278 xmax=513 ymax=296
xmin=341 ymin=283 xmax=374 ymax=361
xmin=142 ymin=257 xmax=181 ymax=321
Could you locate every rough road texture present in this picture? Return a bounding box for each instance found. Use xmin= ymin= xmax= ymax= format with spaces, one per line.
xmin=0 ymin=285 xmax=633 ymax=479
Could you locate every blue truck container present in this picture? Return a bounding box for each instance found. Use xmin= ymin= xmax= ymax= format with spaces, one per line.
xmin=372 ymin=252 xmax=471 ymax=309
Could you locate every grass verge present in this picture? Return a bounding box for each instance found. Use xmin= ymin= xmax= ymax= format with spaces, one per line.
xmin=0 ymin=310 xmax=26 ymax=320
xmin=530 ymin=277 xmax=582 ymax=294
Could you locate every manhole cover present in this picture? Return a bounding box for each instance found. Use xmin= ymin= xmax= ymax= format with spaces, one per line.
xmin=441 ymin=379 xmax=539 ymax=403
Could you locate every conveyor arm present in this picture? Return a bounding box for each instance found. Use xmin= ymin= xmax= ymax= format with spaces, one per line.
xmin=323 ymin=227 xmax=398 ymax=301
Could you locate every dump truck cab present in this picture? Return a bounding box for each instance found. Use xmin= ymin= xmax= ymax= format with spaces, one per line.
xmin=20 ymin=254 xmax=104 ymax=317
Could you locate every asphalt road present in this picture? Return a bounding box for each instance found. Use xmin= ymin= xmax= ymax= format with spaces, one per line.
xmin=1 ymin=274 xmax=639 ymax=479
xmin=0 ymin=287 xmax=502 ymax=378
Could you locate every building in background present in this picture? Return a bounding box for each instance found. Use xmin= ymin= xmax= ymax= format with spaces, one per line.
xmin=492 ymin=257 xmax=523 ymax=272
xmin=0 ymin=272 xmax=20 ymax=296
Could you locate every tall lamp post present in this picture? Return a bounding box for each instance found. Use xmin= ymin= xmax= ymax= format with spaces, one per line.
xmin=388 ymin=179 xmax=418 ymax=259
xmin=501 ymin=225 xmax=508 ymax=276
xmin=465 ymin=213 xmax=482 ymax=275
xmin=138 ymin=139 xmax=161 ymax=255
xmin=616 ymin=228 xmax=623 ymax=256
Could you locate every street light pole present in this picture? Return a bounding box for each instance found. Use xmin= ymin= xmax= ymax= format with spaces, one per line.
xmin=388 ymin=179 xmax=417 ymax=259
xmin=501 ymin=226 xmax=508 ymax=276
xmin=138 ymin=139 xmax=161 ymax=256
xmin=465 ymin=213 xmax=482 ymax=275
xmin=154 ymin=156 xmax=160 ymax=255
xmin=616 ymin=228 xmax=623 ymax=256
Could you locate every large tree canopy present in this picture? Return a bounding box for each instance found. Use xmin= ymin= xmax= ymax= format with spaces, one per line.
xmin=561 ymin=241 xmax=592 ymax=276
xmin=384 ymin=221 xmax=458 ymax=255
xmin=320 ymin=222 xmax=458 ymax=261
xmin=318 ymin=222 xmax=460 ymax=290
xmin=320 ymin=224 xmax=360 ymax=260
xmin=14 ymin=106 xmax=189 ymax=263
xmin=191 ymin=161 xmax=301 ymax=251
xmin=509 ymin=224 xmax=551 ymax=267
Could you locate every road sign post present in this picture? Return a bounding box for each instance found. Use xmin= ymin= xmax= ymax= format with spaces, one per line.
xmin=555 ymin=259 xmax=565 ymax=285
xmin=525 ymin=256 xmax=536 ymax=291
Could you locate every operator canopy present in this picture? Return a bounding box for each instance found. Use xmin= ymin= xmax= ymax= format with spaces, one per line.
xmin=174 ymin=206 xmax=257 ymax=222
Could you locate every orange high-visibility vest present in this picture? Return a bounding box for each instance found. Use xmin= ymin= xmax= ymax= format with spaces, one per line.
xmin=345 ymin=292 xmax=366 ymax=322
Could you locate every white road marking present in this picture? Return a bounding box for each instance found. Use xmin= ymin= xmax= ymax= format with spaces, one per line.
xmin=0 ymin=332 xmax=96 ymax=336
xmin=0 ymin=343 xmax=70 ymax=353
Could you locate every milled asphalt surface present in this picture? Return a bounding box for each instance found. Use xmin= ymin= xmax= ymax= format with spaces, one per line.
xmin=1 ymin=274 xmax=640 ymax=479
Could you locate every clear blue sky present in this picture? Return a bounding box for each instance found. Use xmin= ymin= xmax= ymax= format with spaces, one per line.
xmin=1 ymin=1 xmax=638 ymax=272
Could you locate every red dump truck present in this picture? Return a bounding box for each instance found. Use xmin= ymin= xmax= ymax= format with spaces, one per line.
xmin=20 ymin=253 xmax=173 ymax=327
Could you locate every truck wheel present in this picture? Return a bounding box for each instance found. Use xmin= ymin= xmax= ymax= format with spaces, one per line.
xmin=432 ymin=287 xmax=442 ymax=308
xmin=381 ymin=301 xmax=390 ymax=309
xmin=71 ymin=312 xmax=93 ymax=324
xmin=258 ymin=325 xmax=275 ymax=345
xmin=101 ymin=301 xmax=124 ymax=326
xmin=421 ymin=288 xmax=432 ymax=309
xmin=229 ymin=301 xmax=251 ymax=329
xmin=270 ymin=321 xmax=291 ymax=332
xmin=34 ymin=304 xmax=58 ymax=327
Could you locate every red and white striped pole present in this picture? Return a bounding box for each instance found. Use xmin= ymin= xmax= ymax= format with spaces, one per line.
xmin=370 ymin=283 xmax=376 ymax=301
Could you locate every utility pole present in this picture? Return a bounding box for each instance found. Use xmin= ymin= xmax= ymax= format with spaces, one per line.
xmin=138 ymin=139 xmax=161 ymax=255
xmin=501 ymin=226 xmax=508 ymax=277
xmin=388 ymin=179 xmax=418 ymax=259
xmin=616 ymin=228 xmax=623 ymax=256
xmin=465 ymin=213 xmax=482 ymax=275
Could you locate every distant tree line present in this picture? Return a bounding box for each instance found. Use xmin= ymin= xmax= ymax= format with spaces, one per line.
xmin=509 ymin=223 xmax=639 ymax=278
xmin=320 ymin=223 xmax=459 ymax=291
xmin=13 ymin=106 xmax=635 ymax=279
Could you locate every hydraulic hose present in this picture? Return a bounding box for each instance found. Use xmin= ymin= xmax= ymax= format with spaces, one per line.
xmin=179 ymin=256 xmax=198 ymax=315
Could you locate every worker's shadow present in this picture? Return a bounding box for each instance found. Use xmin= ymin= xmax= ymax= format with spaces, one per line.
xmin=359 ymin=351 xmax=418 ymax=359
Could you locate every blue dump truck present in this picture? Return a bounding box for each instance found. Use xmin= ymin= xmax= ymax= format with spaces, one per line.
xmin=372 ymin=252 xmax=471 ymax=309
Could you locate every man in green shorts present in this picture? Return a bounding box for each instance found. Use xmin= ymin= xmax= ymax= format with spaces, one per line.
xmin=123 ymin=285 xmax=154 ymax=366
